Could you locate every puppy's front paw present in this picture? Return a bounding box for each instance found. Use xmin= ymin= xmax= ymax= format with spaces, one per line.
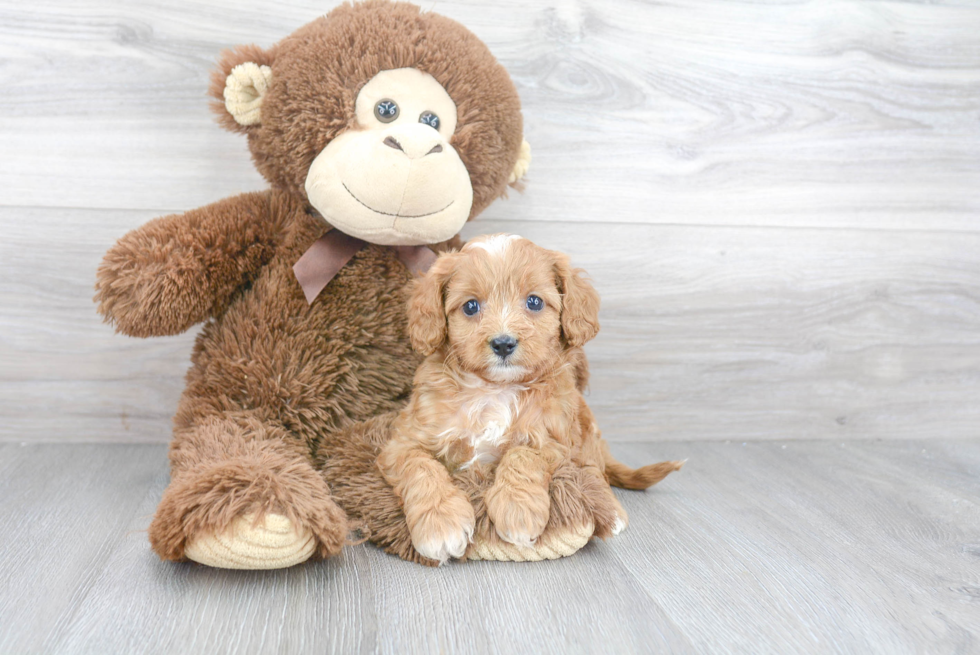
xmin=408 ymin=492 xmax=476 ymax=565
xmin=485 ymin=483 xmax=551 ymax=548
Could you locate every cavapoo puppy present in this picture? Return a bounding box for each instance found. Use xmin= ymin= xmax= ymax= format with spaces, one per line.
xmin=379 ymin=234 xmax=683 ymax=564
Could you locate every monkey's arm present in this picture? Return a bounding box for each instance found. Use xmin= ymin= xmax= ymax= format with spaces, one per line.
xmin=95 ymin=191 xmax=281 ymax=337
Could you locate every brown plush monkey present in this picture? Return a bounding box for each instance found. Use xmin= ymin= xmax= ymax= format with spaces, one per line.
xmin=95 ymin=1 xmax=608 ymax=568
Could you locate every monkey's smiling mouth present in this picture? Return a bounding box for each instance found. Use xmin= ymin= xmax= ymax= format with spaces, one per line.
xmin=342 ymin=183 xmax=454 ymax=219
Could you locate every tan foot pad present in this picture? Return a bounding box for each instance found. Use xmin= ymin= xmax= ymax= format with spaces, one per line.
xmin=467 ymin=521 xmax=594 ymax=562
xmin=184 ymin=513 xmax=315 ymax=569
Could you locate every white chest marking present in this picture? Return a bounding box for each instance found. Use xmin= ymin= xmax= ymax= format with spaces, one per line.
xmin=465 ymin=420 xmax=508 ymax=467
xmin=455 ymin=379 xmax=521 ymax=468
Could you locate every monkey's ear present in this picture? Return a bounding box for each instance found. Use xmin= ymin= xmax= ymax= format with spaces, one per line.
xmin=208 ymin=45 xmax=276 ymax=133
xmin=508 ymin=139 xmax=532 ymax=185
xmin=407 ymin=253 xmax=459 ymax=356
xmin=554 ymin=251 xmax=600 ymax=348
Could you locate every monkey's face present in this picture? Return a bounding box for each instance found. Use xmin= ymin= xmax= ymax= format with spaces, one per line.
xmin=304 ymin=68 xmax=473 ymax=246
xmin=211 ymin=2 xmax=529 ymax=245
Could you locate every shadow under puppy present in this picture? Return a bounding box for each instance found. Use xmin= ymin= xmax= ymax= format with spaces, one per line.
xmin=379 ymin=234 xmax=683 ymax=564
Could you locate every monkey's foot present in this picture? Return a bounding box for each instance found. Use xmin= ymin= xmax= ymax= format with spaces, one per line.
xmin=149 ymin=439 xmax=349 ymax=567
xmin=467 ymin=520 xmax=593 ymax=562
xmin=184 ymin=513 xmax=316 ymax=569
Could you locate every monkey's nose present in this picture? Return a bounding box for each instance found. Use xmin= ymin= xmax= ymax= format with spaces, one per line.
xmin=490 ymin=335 xmax=518 ymax=359
xmin=381 ymin=124 xmax=446 ymax=160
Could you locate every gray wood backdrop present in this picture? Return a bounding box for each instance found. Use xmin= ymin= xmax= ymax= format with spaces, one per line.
xmin=2 ymin=0 xmax=979 ymax=444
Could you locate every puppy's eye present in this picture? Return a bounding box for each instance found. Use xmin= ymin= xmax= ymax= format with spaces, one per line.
xmin=375 ymin=99 xmax=399 ymax=123
xmin=526 ymin=295 xmax=544 ymax=312
xmin=419 ymin=111 xmax=440 ymax=130
xmin=462 ymin=299 xmax=480 ymax=316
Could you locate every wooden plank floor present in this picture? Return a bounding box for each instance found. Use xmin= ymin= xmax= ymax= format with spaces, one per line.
xmin=1 ymin=440 xmax=977 ymax=654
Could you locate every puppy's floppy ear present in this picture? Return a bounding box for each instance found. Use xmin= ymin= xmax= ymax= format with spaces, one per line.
xmin=554 ymin=252 xmax=600 ymax=348
xmin=407 ymin=253 xmax=459 ymax=356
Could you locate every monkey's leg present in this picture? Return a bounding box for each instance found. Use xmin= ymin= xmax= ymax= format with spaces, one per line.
xmin=149 ymin=412 xmax=348 ymax=569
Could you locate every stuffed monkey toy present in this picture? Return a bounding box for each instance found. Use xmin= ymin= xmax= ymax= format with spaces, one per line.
xmin=96 ymin=0 xmax=615 ymax=568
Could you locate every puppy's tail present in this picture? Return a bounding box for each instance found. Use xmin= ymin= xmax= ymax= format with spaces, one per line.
xmin=602 ymin=441 xmax=684 ymax=490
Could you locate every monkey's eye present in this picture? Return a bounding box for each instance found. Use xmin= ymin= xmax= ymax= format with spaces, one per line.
xmin=375 ymin=99 xmax=399 ymax=123
xmin=419 ymin=111 xmax=440 ymax=130
xmin=462 ymin=299 xmax=480 ymax=316
xmin=526 ymin=295 xmax=544 ymax=312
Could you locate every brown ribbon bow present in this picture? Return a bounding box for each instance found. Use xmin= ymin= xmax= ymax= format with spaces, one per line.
xmin=292 ymin=229 xmax=438 ymax=305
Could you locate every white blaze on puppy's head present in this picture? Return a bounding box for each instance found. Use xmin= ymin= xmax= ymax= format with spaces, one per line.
xmin=465 ymin=233 xmax=522 ymax=257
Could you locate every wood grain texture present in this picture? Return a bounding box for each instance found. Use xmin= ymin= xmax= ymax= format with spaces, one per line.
xmin=4 ymin=206 xmax=979 ymax=442
xmin=1 ymin=441 xmax=977 ymax=653
xmin=1 ymin=0 xmax=978 ymax=230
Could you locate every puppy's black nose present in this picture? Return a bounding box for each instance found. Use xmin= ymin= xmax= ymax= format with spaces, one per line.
xmin=490 ymin=335 xmax=518 ymax=358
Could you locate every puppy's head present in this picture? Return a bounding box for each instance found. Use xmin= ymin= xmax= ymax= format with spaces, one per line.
xmin=407 ymin=234 xmax=600 ymax=382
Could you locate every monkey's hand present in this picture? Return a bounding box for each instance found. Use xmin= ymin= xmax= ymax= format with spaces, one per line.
xmin=95 ymin=192 xmax=279 ymax=337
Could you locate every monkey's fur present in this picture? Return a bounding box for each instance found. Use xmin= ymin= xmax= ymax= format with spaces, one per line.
xmin=96 ymin=1 xmax=618 ymax=566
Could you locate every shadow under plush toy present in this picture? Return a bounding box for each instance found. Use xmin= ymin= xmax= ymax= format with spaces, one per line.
xmin=95 ymin=0 xmax=660 ymax=568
